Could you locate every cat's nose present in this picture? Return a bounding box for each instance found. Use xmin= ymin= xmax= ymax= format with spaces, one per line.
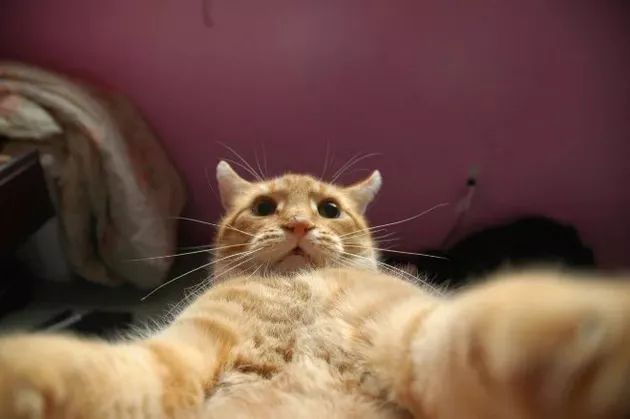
xmin=283 ymin=219 xmax=314 ymax=238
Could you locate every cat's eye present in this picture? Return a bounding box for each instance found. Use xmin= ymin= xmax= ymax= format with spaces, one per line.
xmin=317 ymin=200 xmax=341 ymax=219
xmin=252 ymin=197 xmax=277 ymax=216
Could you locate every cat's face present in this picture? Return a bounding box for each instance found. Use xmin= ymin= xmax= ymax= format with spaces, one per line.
xmin=212 ymin=161 xmax=381 ymax=279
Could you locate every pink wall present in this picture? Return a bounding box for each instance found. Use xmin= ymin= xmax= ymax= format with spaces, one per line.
xmin=1 ymin=0 xmax=629 ymax=267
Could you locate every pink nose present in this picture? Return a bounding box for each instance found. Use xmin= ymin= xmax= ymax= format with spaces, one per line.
xmin=284 ymin=220 xmax=314 ymax=238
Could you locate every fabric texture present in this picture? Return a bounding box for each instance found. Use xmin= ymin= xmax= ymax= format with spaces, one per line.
xmin=0 ymin=62 xmax=186 ymax=288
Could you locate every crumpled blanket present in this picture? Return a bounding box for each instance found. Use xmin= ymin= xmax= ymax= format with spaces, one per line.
xmin=0 ymin=62 xmax=186 ymax=289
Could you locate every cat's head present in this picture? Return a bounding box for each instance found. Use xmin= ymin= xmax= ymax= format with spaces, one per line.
xmin=212 ymin=161 xmax=381 ymax=279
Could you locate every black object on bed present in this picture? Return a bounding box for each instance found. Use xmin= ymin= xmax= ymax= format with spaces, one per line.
xmin=392 ymin=216 xmax=595 ymax=288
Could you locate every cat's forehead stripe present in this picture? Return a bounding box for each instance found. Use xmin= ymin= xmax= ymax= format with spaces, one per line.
xmin=263 ymin=175 xmax=333 ymax=195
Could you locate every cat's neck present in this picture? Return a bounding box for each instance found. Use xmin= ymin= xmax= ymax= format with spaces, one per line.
xmin=211 ymin=257 xmax=378 ymax=283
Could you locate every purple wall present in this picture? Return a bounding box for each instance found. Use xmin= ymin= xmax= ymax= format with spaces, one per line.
xmin=1 ymin=0 xmax=629 ymax=267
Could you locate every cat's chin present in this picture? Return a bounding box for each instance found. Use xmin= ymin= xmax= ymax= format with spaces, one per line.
xmin=274 ymin=254 xmax=314 ymax=273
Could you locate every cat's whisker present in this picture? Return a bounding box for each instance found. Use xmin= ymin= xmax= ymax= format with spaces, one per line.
xmin=331 ymin=152 xmax=381 ymax=184
xmin=378 ymin=261 xmax=441 ymax=292
xmin=166 ymin=249 xmax=265 ymax=316
xmin=340 ymin=227 xmax=389 ymax=240
xmin=172 ymin=216 xmax=256 ymax=238
xmin=329 ymin=152 xmax=361 ymax=183
xmin=182 ymin=278 xmax=214 ymax=306
xmin=339 ymin=231 xmax=389 ymax=245
xmin=336 ymin=249 xmax=439 ymax=293
xmin=128 ymin=248 xmax=217 ymax=262
xmin=220 ymin=142 xmax=262 ymax=177
xmin=320 ymin=141 xmax=332 ymax=181
xmin=331 ymin=253 xmax=361 ymax=271
xmin=224 ymin=158 xmax=264 ymax=182
xmin=374 ymin=238 xmax=401 ymax=246
xmin=140 ymin=248 xmax=262 ymax=301
xmin=370 ymin=233 xmax=397 ymax=242
xmin=373 ymin=234 xmax=399 ymax=242
xmin=334 ymin=249 xmax=378 ymax=267
xmin=364 ymin=202 xmax=450 ymax=231
xmin=219 ymin=142 xmax=264 ymax=181
xmin=245 ymin=263 xmax=264 ymax=280
xmin=207 ymin=253 xmax=260 ymax=285
xmin=331 ymin=153 xmax=381 ymax=183
xmin=371 ymin=231 xmax=397 ymax=240
xmin=129 ymin=243 xmax=248 ymax=261
xmin=174 ymin=251 xmax=248 ymax=298
xmin=339 ymin=203 xmax=449 ymax=238
xmin=374 ymin=235 xmax=397 ymax=241
xmin=178 ymin=244 xmax=215 ymax=251
xmin=177 ymin=249 xmax=264 ymax=302
xmin=262 ymin=142 xmax=269 ymax=176
xmin=376 ymin=261 xmax=438 ymax=292
xmin=334 ymin=261 xmax=352 ymax=271
xmin=345 ymin=245 xmax=448 ymax=260
xmin=254 ymin=148 xmax=266 ymax=179
xmin=342 ymin=168 xmax=372 ymax=178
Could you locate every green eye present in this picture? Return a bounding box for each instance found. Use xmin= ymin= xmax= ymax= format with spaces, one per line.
xmin=317 ymin=200 xmax=341 ymax=219
xmin=252 ymin=197 xmax=277 ymax=216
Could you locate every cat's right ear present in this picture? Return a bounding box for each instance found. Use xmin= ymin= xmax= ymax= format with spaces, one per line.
xmin=216 ymin=161 xmax=250 ymax=209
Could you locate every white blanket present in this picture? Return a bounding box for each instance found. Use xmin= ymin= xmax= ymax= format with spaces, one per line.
xmin=0 ymin=62 xmax=186 ymax=288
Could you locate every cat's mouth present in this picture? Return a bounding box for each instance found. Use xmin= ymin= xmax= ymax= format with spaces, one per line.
xmin=285 ymin=246 xmax=312 ymax=262
xmin=290 ymin=247 xmax=306 ymax=257
xmin=272 ymin=246 xmax=314 ymax=272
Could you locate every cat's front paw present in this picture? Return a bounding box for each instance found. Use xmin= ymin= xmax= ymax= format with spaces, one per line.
xmin=0 ymin=334 xmax=93 ymax=419
xmin=0 ymin=334 xmax=164 ymax=419
xmin=461 ymin=273 xmax=630 ymax=419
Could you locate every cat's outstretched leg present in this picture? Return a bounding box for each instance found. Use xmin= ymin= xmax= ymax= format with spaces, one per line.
xmin=0 ymin=289 xmax=242 ymax=419
xmin=373 ymin=271 xmax=630 ymax=419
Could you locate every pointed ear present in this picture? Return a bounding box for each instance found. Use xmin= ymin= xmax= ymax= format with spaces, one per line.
xmin=346 ymin=170 xmax=382 ymax=213
xmin=216 ymin=160 xmax=250 ymax=209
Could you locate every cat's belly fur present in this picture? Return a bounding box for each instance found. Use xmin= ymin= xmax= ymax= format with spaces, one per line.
xmin=200 ymin=288 xmax=411 ymax=418
xmin=202 ymin=359 xmax=409 ymax=418
xmin=175 ymin=269 xmax=426 ymax=418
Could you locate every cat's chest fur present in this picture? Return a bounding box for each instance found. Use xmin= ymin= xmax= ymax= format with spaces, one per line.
xmin=200 ymin=274 xmax=411 ymax=419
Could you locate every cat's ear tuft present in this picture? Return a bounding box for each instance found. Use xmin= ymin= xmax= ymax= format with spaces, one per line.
xmin=216 ymin=160 xmax=250 ymax=209
xmin=346 ymin=170 xmax=382 ymax=213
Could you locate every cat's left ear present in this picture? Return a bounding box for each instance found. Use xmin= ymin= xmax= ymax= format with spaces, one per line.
xmin=346 ymin=170 xmax=382 ymax=213
xmin=216 ymin=160 xmax=251 ymax=209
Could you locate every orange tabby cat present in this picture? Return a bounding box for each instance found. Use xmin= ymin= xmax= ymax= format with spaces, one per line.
xmin=212 ymin=160 xmax=380 ymax=278
xmin=0 ymin=161 xmax=629 ymax=419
